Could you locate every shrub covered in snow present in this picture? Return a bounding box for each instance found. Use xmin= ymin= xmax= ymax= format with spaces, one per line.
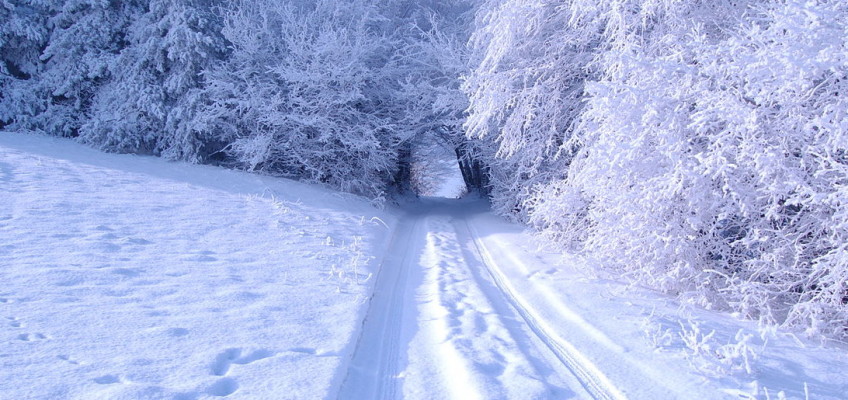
xmin=197 ymin=0 xmax=414 ymax=197
xmin=466 ymin=0 xmax=848 ymax=339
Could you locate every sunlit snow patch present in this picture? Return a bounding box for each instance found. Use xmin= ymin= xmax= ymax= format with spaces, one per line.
xmin=410 ymin=136 xmax=467 ymax=198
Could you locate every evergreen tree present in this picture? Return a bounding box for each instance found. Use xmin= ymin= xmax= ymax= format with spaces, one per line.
xmin=79 ymin=0 xmax=227 ymax=159
xmin=0 ymin=0 xmax=51 ymax=128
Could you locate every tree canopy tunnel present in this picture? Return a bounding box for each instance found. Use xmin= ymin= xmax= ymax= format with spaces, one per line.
xmin=401 ymin=129 xmax=490 ymax=199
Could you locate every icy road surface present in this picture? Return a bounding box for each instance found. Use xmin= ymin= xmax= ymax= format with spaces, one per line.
xmin=2 ymin=132 xmax=846 ymax=399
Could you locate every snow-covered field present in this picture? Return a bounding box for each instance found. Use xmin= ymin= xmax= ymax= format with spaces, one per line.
xmin=2 ymin=132 xmax=847 ymax=399
xmin=0 ymin=132 xmax=395 ymax=399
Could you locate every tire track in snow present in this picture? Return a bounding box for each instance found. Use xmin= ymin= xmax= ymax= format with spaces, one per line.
xmin=337 ymin=216 xmax=422 ymax=399
xmin=338 ymin=201 xmax=629 ymax=400
xmin=457 ymin=218 xmax=628 ymax=400
xmin=410 ymin=215 xmax=555 ymax=400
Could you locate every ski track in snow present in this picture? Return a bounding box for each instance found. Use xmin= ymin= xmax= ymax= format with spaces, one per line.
xmin=337 ymin=217 xmax=420 ymax=399
xmin=455 ymin=219 xmax=623 ymax=400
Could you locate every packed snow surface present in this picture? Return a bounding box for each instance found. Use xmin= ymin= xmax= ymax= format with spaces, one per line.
xmin=2 ymin=132 xmax=847 ymax=399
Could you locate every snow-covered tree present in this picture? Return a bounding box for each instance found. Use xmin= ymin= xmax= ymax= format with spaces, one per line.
xmin=78 ymin=0 xmax=227 ymax=159
xmin=481 ymin=0 xmax=848 ymax=338
xmin=0 ymin=0 xmax=51 ymax=129
xmin=199 ymin=0 xmax=414 ymax=197
xmin=1 ymin=0 xmax=225 ymax=159
xmin=462 ymin=0 xmax=598 ymax=217
xmin=392 ymin=4 xmax=476 ymax=192
xmin=31 ymin=0 xmax=142 ymax=136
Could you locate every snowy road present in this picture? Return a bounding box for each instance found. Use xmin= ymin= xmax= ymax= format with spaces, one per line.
xmin=339 ymin=199 xmax=663 ymax=400
xmin=336 ymin=198 xmax=848 ymax=400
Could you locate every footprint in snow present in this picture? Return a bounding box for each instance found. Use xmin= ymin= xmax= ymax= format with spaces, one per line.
xmin=111 ymin=268 xmax=142 ymax=278
xmin=287 ymin=347 xmax=337 ymax=357
xmin=207 ymin=378 xmax=239 ymax=397
xmin=166 ymin=327 xmax=189 ymax=337
xmin=58 ymin=355 xmax=79 ymax=365
xmin=17 ymin=332 xmax=48 ymax=342
xmin=93 ymin=375 xmax=121 ymax=384
xmin=211 ymin=348 xmax=275 ymax=376
xmin=94 ymin=242 xmax=122 ymax=253
xmin=527 ymin=268 xmax=560 ymax=280
xmin=121 ymin=237 xmax=152 ymax=245
xmin=98 ymin=232 xmax=119 ymax=240
xmin=185 ymin=254 xmax=217 ymax=262
xmin=146 ymin=310 xmax=170 ymax=317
